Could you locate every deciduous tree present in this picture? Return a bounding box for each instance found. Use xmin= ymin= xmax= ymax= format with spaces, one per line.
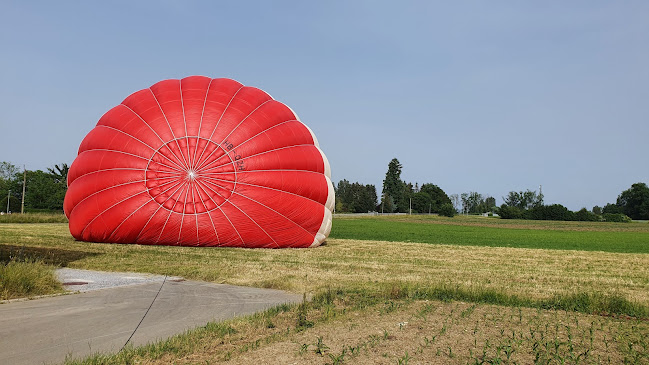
xmin=411 ymin=191 xmax=432 ymax=213
xmin=503 ymin=190 xmax=543 ymax=210
xmin=616 ymin=182 xmax=649 ymax=220
xmin=419 ymin=183 xmax=451 ymax=213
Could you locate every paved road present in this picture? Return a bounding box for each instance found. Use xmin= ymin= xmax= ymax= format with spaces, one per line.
xmin=0 ymin=270 xmax=302 ymax=365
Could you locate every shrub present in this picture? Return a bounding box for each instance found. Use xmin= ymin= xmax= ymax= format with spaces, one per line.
xmin=574 ymin=208 xmax=600 ymax=222
xmin=592 ymin=205 xmax=602 ymax=215
xmin=438 ymin=203 xmax=456 ymax=217
xmin=602 ymin=213 xmax=632 ymax=223
xmin=497 ymin=204 xmax=522 ymax=219
xmin=525 ymin=204 xmax=574 ymax=221
xmin=602 ymin=203 xmax=623 ymax=214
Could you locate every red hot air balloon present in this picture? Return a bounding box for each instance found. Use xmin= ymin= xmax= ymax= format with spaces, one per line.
xmin=64 ymin=76 xmax=334 ymax=248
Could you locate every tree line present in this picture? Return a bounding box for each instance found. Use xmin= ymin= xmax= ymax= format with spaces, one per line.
xmin=2 ymin=158 xmax=648 ymax=222
xmin=1 ymin=162 xmax=68 ymax=213
xmin=336 ymin=158 xmax=649 ymax=222
xmin=496 ymin=184 xmax=649 ymax=222
xmin=336 ymin=158 xmax=456 ymax=217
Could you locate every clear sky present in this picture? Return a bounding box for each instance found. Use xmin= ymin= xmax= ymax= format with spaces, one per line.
xmin=1 ymin=1 xmax=647 ymax=210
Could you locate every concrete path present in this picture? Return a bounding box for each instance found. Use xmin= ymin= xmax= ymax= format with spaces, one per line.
xmin=0 ymin=269 xmax=302 ymax=365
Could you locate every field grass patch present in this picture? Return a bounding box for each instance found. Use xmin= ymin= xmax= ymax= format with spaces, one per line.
xmin=0 ymin=259 xmax=63 ymax=300
xmin=64 ymin=287 xmax=649 ymax=364
xmin=331 ymin=216 xmax=649 ymax=253
xmin=0 ymin=212 xmax=67 ymax=224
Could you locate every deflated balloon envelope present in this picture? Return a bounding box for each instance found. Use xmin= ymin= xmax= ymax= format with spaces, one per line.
xmin=64 ymin=76 xmax=334 ymax=248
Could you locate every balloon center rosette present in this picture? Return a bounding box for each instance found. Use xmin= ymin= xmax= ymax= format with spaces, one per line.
xmin=64 ymin=76 xmax=334 ymax=248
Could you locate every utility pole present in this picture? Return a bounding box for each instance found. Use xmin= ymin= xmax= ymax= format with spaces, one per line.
xmin=21 ymin=166 xmax=26 ymax=214
xmin=409 ymin=197 xmax=412 ymax=215
xmin=6 ymin=189 xmax=10 ymax=214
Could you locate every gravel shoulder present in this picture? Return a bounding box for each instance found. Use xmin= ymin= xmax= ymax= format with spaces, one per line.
xmin=56 ymin=267 xmax=183 ymax=292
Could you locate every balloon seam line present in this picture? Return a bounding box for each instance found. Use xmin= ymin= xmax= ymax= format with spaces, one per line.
xmin=134 ymin=179 xmax=188 ymax=243
xmin=190 ymin=180 xmax=223 ymax=244
xmin=176 ymin=180 xmax=192 ymax=245
xmin=191 ymin=118 xmax=299 ymax=172
xmin=222 ymin=195 xmax=280 ymax=248
xmin=154 ymin=182 xmax=187 ymax=245
xmin=231 ymin=189 xmax=315 ymax=243
xmin=193 ymin=179 xmax=244 ymax=246
xmin=194 ymin=100 xmax=272 ymax=172
xmin=78 ymin=190 xmax=148 ymax=238
xmin=226 ymin=118 xmax=300 ymax=153
xmin=192 ymin=78 xmax=214 ymax=169
xmin=119 ymin=103 xmax=189 ymax=172
xmin=92 ymin=125 xmax=185 ymax=172
xmin=148 ymin=87 xmax=190 ymax=170
xmin=206 ymin=177 xmax=328 ymax=207
xmin=199 ymin=144 xmax=320 ymax=174
xmin=179 ymin=79 xmax=192 ymax=167
xmin=79 ymin=176 xmax=186 ymax=239
xmin=193 ymin=85 xmax=244 ymax=176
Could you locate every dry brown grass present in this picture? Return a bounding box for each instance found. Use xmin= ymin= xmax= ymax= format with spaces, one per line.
xmin=1 ymin=223 xmax=648 ymax=306
xmin=140 ymin=300 xmax=647 ymax=364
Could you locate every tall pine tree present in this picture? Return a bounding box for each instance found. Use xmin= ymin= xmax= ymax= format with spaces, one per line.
xmin=382 ymin=158 xmax=405 ymax=213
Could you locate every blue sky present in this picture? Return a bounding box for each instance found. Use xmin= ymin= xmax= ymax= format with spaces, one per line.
xmin=1 ymin=1 xmax=647 ymax=210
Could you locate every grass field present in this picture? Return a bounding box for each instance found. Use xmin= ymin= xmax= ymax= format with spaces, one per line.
xmin=331 ymin=215 xmax=649 ymax=253
xmin=0 ymin=259 xmax=63 ymax=300
xmin=0 ymin=212 xmax=68 ymax=224
xmin=1 ymin=215 xmax=648 ymax=363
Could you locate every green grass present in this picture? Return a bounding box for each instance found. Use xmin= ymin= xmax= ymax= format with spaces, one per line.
xmin=330 ymin=217 xmax=649 ymax=253
xmin=0 ymin=212 xmax=68 ymax=223
xmin=0 ymin=259 xmax=64 ymax=300
xmin=394 ymin=283 xmax=649 ymax=319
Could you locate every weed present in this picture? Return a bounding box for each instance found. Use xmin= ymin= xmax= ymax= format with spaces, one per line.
xmin=328 ymin=348 xmax=346 ymax=364
xmin=296 ymin=293 xmax=314 ymax=330
xmin=265 ymin=318 xmax=275 ymax=328
xmin=313 ymin=336 xmax=329 ymax=355
xmin=397 ymin=350 xmax=410 ymax=364
xmin=299 ymin=343 xmax=309 ymax=355
xmin=461 ymin=304 xmax=477 ymax=318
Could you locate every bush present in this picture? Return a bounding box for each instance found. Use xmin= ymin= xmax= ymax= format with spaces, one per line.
xmin=602 ymin=213 xmax=632 ymax=223
xmin=574 ymin=208 xmax=600 ymax=222
xmin=497 ymin=204 xmax=522 ymax=219
xmin=438 ymin=203 xmax=456 ymax=217
xmin=602 ymin=203 xmax=623 ymax=214
xmin=525 ymin=204 xmax=574 ymax=221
